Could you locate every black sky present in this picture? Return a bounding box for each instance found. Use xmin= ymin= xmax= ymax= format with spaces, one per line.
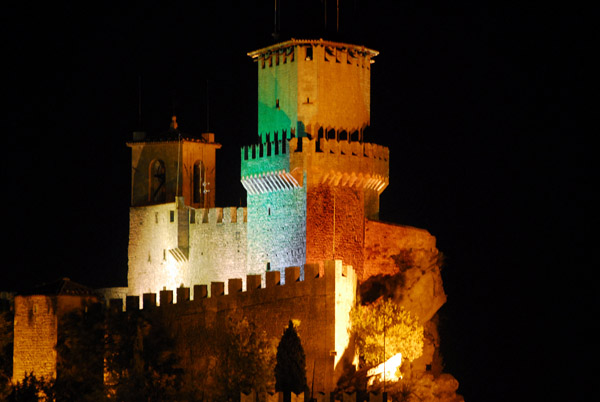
xmin=4 ymin=2 xmax=580 ymax=401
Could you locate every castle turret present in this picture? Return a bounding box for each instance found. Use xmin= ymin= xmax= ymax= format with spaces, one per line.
xmin=243 ymin=39 xmax=389 ymax=280
xmin=248 ymin=39 xmax=378 ymax=142
xmin=127 ymin=117 xmax=221 ymax=209
xmin=126 ymin=118 xmax=223 ymax=299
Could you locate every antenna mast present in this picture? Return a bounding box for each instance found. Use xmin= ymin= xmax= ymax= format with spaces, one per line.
xmin=137 ymin=75 xmax=142 ymax=130
xmin=324 ymin=0 xmax=327 ymax=31
xmin=272 ymin=0 xmax=280 ymax=40
xmin=337 ymin=0 xmax=340 ymax=33
xmin=206 ymin=79 xmax=209 ymax=132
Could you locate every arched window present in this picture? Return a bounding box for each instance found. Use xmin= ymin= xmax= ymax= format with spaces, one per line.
xmin=193 ymin=160 xmax=204 ymax=205
xmin=150 ymin=159 xmax=166 ymax=203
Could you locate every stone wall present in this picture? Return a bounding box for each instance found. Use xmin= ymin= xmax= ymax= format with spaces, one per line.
xmin=257 ymin=45 xmax=298 ymax=140
xmin=188 ymin=206 xmax=248 ymax=294
xmin=128 ymin=202 xmax=182 ymax=298
xmin=127 ymin=201 xmax=248 ymax=301
xmin=246 ymin=187 xmax=306 ymax=279
xmin=111 ymin=260 xmax=356 ymax=393
xmin=306 ymin=185 xmax=365 ymax=279
xmin=12 ymin=295 xmax=97 ymax=382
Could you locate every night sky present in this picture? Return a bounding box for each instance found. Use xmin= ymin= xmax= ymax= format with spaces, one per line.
xmin=5 ymin=2 xmax=579 ymax=401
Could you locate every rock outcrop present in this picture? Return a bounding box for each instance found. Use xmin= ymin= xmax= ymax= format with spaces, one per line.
xmin=351 ymin=248 xmax=463 ymax=400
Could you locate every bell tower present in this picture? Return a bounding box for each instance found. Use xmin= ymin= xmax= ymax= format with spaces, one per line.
xmin=127 ymin=116 xmax=221 ymax=209
xmin=126 ymin=117 xmax=222 ymax=299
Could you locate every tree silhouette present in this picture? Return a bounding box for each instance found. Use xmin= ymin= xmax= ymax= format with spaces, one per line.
xmin=275 ymin=321 xmax=307 ymax=398
xmin=54 ymin=302 xmax=106 ymax=401
xmin=214 ymin=317 xmax=276 ymax=401
xmin=104 ymin=309 xmax=181 ymax=401
xmin=0 ymin=310 xmax=13 ymax=400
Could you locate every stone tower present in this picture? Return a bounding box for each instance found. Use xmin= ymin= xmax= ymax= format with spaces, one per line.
xmin=126 ymin=122 xmax=222 ymax=297
xmin=127 ymin=120 xmax=220 ymax=209
xmin=12 ymin=279 xmax=100 ymax=383
xmin=242 ymin=39 xmax=389 ymax=280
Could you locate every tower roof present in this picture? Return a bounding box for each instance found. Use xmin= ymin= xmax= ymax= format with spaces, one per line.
xmin=247 ymin=38 xmax=378 ymax=60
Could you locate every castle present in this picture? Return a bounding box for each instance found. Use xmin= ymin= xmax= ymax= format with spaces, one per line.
xmin=12 ymin=39 xmax=446 ymax=394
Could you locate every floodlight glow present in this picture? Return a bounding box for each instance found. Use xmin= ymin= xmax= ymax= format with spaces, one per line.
xmin=367 ymin=352 xmax=403 ymax=385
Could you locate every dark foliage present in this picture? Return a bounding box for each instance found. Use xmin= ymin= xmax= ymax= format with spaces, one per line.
xmin=54 ymin=302 xmax=106 ymax=401
xmin=8 ymin=372 xmax=54 ymax=402
xmin=275 ymin=321 xmax=307 ymax=396
xmin=213 ymin=317 xmax=276 ymax=401
xmin=0 ymin=310 xmax=14 ymax=399
xmin=105 ymin=309 xmax=182 ymax=401
xmin=359 ymin=273 xmax=406 ymax=304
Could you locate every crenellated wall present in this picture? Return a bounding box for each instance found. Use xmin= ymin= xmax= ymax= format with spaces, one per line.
xmin=108 ymin=260 xmax=357 ymax=393
xmin=241 ymin=138 xmax=388 ymax=183
xmin=127 ymin=201 xmax=248 ymax=302
xmin=188 ymin=206 xmax=248 ymax=293
xmin=288 ymin=137 xmax=389 ymax=192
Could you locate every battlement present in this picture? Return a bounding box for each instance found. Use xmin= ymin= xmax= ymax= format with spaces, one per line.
xmin=107 ymin=260 xmax=355 ymax=312
xmin=241 ymin=136 xmax=388 ymax=160
xmin=248 ymin=38 xmax=378 ymax=64
xmin=289 ymin=137 xmax=388 ymax=160
xmin=240 ymin=138 xmax=291 ymax=176
xmin=189 ymin=206 xmax=247 ymax=224
xmin=241 ymin=137 xmax=388 ymax=193
xmin=130 ymin=203 xmax=246 ymax=225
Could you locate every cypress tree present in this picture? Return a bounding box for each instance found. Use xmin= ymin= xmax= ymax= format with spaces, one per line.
xmin=275 ymin=321 xmax=307 ymax=396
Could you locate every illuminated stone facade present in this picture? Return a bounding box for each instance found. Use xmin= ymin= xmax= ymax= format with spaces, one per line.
xmin=13 ymin=39 xmax=447 ymax=392
xmin=12 ymin=279 xmax=99 ymax=383
xmin=128 ymin=260 xmax=357 ymax=393
xmin=125 ymin=39 xmax=393 ymax=296
xmin=113 ymin=39 xmax=443 ymax=391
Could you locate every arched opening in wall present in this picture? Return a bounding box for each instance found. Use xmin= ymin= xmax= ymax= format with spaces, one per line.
xmin=274 ymin=132 xmax=279 ymax=155
xmin=193 ymin=160 xmax=204 ymax=205
xmin=327 ymin=128 xmax=336 ymax=140
xmin=267 ymin=140 xmax=272 ymax=156
xmin=350 ymin=130 xmax=359 ymax=142
xmin=259 ymin=143 xmax=264 ymax=157
xmin=149 ymin=159 xmax=166 ymax=203
xmin=318 ymin=127 xmax=324 ymax=139
xmin=339 ymin=130 xmax=348 ymax=141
